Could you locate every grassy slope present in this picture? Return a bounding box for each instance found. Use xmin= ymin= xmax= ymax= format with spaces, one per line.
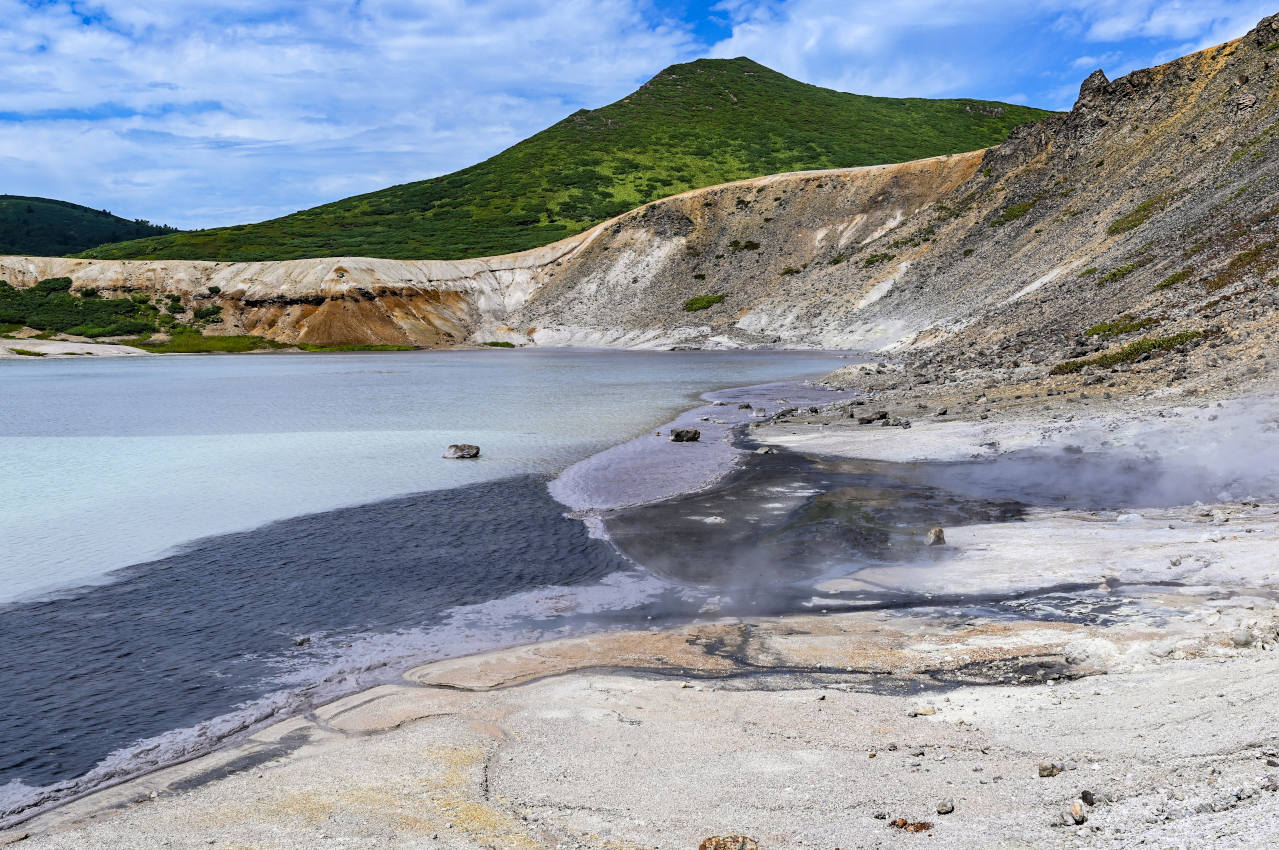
xmin=0 ymin=195 xmax=177 ymax=256
xmin=83 ymin=58 xmax=1051 ymax=262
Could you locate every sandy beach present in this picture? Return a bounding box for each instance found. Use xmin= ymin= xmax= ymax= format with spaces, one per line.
xmin=6 ymin=369 xmax=1279 ymax=849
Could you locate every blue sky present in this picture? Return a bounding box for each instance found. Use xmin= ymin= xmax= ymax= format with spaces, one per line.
xmin=0 ymin=0 xmax=1272 ymax=229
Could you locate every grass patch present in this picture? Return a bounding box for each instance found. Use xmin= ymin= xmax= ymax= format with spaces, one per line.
xmin=1051 ymin=331 xmax=1203 ymax=374
xmin=780 ymin=266 xmax=801 ymax=275
xmin=1108 ymin=192 xmax=1177 ymax=235
xmin=9 ymin=347 xmax=46 ymax=357
xmin=1083 ymin=316 xmax=1159 ymax=338
xmin=1205 ymin=240 xmax=1279 ymax=293
xmin=1155 ymin=269 xmax=1191 ymax=290
xmin=1079 ymin=267 xmax=1098 ymax=277
xmin=863 ymin=252 xmax=895 ymax=266
xmin=1099 ymin=261 xmax=1147 ymax=284
xmin=827 ymin=253 xmax=848 ymax=265
xmin=134 ymin=332 xmax=291 ymax=354
xmin=728 ymin=239 xmax=760 ymax=252
xmin=683 ymin=293 xmax=726 ymax=312
xmin=992 ymin=200 xmax=1036 ymax=225
xmin=79 ymin=58 xmax=1049 ymax=263
xmin=481 ymin=341 xmax=516 ymax=348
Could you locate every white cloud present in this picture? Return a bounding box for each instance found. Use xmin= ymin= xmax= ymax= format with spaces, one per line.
xmin=0 ymin=0 xmax=698 ymax=228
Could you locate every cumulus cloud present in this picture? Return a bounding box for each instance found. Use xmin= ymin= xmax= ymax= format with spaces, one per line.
xmin=0 ymin=0 xmax=1268 ymax=231
xmin=0 ymin=0 xmax=698 ymax=227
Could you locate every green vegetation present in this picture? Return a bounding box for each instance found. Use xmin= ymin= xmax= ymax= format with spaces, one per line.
xmin=1079 ymin=267 xmax=1098 ymax=277
xmin=863 ymin=252 xmax=895 ymax=266
xmin=729 ymin=239 xmax=761 ymax=252
xmin=1051 ymin=331 xmax=1203 ymax=374
xmin=992 ymin=199 xmax=1036 ymax=225
xmin=10 ymin=347 xmax=46 ymax=357
xmin=0 ymin=195 xmax=177 ymax=256
xmin=683 ymin=293 xmax=726 ymax=312
xmin=132 ymin=332 xmax=288 ymax=353
xmin=1100 ymin=261 xmax=1146 ymax=284
xmin=1155 ymin=269 xmax=1191 ymax=290
xmin=1264 ymin=43 xmax=1279 ymax=51
xmin=82 ymin=58 xmax=1049 ymax=263
xmin=780 ymin=266 xmax=801 ymax=275
xmin=481 ymin=341 xmax=516 ymax=348
xmin=1107 ymin=192 xmax=1177 ymax=235
xmin=1206 ymin=239 xmax=1278 ymax=292
xmin=1084 ymin=316 xmax=1158 ymax=338
xmin=0 ymin=277 xmax=158 ymax=337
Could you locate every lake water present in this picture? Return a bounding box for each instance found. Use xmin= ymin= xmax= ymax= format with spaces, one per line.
xmin=0 ymin=348 xmax=847 ymax=824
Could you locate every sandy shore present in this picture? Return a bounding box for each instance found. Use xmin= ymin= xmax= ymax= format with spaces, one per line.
xmin=6 ymin=385 xmax=1279 ymax=849
xmin=0 ymin=338 xmax=149 ymax=359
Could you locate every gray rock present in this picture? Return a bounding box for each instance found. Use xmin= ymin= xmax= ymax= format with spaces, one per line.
xmin=1067 ymin=799 xmax=1088 ymax=824
xmin=1230 ymin=627 xmax=1254 ymax=647
xmin=927 ymin=527 xmax=946 ymax=546
xmin=1039 ymin=761 xmax=1064 ymax=778
xmin=937 ymin=798 xmax=954 ymax=815
xmin=443 ymin=444 xmax=480 ymax=459
xmin=670 ymin=429 xmax=701 ymax=442
xmin=737 ymin=403 xmax=753 ymax=410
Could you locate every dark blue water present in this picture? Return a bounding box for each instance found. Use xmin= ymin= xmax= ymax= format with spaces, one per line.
xmin=0 ymin=475 xmax=635 ymax=820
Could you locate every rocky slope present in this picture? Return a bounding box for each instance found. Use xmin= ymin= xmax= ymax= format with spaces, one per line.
xmin=4 ymin=14 xmax=1279 ymax=377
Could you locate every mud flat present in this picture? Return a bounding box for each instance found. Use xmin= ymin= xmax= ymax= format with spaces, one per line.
xmin=8 ymin=384 xmax=1279 ymax=849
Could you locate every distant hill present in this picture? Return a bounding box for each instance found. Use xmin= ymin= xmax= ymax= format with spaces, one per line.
xmin=0 ymin=195 xmax=177 ymax=257
xmin=82 ymin=57 xmax=1051 ymax=262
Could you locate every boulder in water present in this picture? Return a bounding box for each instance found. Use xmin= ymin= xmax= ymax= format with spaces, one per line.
xmin=927 ymin=527 xmax=946 ymax=546
xmin=670 ymin=429 xmax=701 ymax=442
xmin=444 ymin=444 xmax=480 ymax=459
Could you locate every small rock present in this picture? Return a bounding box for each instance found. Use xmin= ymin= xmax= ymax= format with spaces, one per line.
xmin=927 ymin=527 xmax=946 ymax=546
xmin=698 ymin=837 xmax=758 ymax=850
xmin=443 ymin=444 xmax=480 ymax=459
xmin=292 ymin=636 xmax=310 ymax=647
xmin=1040 ymin=761 xmax=1064 ymax=778
xmin=1080 ymin=789 xmax=1096 ymax=806
xmin=737 ymin=403 xmax=753 ymax=410
xmin=754 ymin=446 xmax=778 ymax=454
xmin=670 ymin=429 xmax=701 ymax=442
xmin=910 ymin=705 xmax=937 ymax=717
xmin=1067 ymin=799 xmax=1088 ymax=824
xmin=1231 ymin=628 xmax=1254 ymax=647
xmin=935 ymin=407 xmax=949 ymax=416
xmin=937 ymin=798 xmax=954 ymax=815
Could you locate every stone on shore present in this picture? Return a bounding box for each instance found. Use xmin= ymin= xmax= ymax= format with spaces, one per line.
xmin=698 ymin=837 xmax=758 ymax=850
xmin=670 ymin=429 xmax=701 ymax=442
xmin=443 ymin=444 xmax=480 ymax=458
xmin=927 ymin=527 xmax=946 ymax=546
xmin=937 ymin=798 xmax=954 ymax=815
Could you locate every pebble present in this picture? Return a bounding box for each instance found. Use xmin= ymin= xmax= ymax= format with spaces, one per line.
xmin=1039 ymin=761 xmax=1064 ymax=778
xmin=910 ymin=705 xmax=937 ymax=717
xmin=937 ymin=798 xmax=954 ymax=815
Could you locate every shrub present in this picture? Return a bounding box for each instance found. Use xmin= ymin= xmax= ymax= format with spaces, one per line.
xmin=10 ymin=347 xmax=46 ymax=357
xmin=1154 ymin=269 xmax=1191 ymax=290
xmin=863 ymin=252 xmax=894 ymax=266
xmin=728 ymin=239 xmax=760 ymax=252
xmin=692 ymin=273 xmax=706 ymax=280
xmin=0 ymin=277 xmax=160 ymax=337
xmin=1108 ymin=192 xmax=1177 ymax=235
xmin=780 ymin=266 xmax=801 ymax=275
xmin=1100 ymin=261 xmax=1145 ymax=284
xmin=482 ymin=340 xmax=515 ymax=347
xmin=206 ymin=285 xmax=221 ymax=295
xmin=192 ymin=305 xmax=223 ymax=322
xmin=683 ymin=293 xmax=726 ymax=311
xmin=1051 ymin=331 xmax=1203 ymax=374
xmin=1079 ymin=267 xmax=1098 ymax=277
xmin=1084 ymin=316 xmax=1158 ymax=338
xmin=992 ymin=200 xmax=1035 ymax=225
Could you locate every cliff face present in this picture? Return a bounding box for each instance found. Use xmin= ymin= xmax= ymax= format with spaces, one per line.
xmin=4 ymin=14 xmax=1279 ymax=364
xmin=0 ymin=243 xmax=590 ymax=347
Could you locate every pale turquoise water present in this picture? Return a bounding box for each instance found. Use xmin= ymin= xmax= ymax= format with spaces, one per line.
xmin=0 ymin=349 xmax=846 ymax=603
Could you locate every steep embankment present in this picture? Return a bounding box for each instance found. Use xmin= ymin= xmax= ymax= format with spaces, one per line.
xmin=0 ymin=239 xmax=588 ymax=347
xmin=78 ymin=57 xmax=1046 ymax=262
xmin=500 ymin=13 xmax=1279 ymax=390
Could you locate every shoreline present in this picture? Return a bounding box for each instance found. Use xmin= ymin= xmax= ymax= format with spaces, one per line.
xmin=9 ymin=379 xmax=1279 ymax=847
xmin=0 ymin=363 xmax=850 ymax=836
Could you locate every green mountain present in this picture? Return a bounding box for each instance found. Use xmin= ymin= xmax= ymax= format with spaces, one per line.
xmin=0 ymin=195 xmax=177 ymax=256
xmin=82 ymin=57 xmax=1051 ymax=263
